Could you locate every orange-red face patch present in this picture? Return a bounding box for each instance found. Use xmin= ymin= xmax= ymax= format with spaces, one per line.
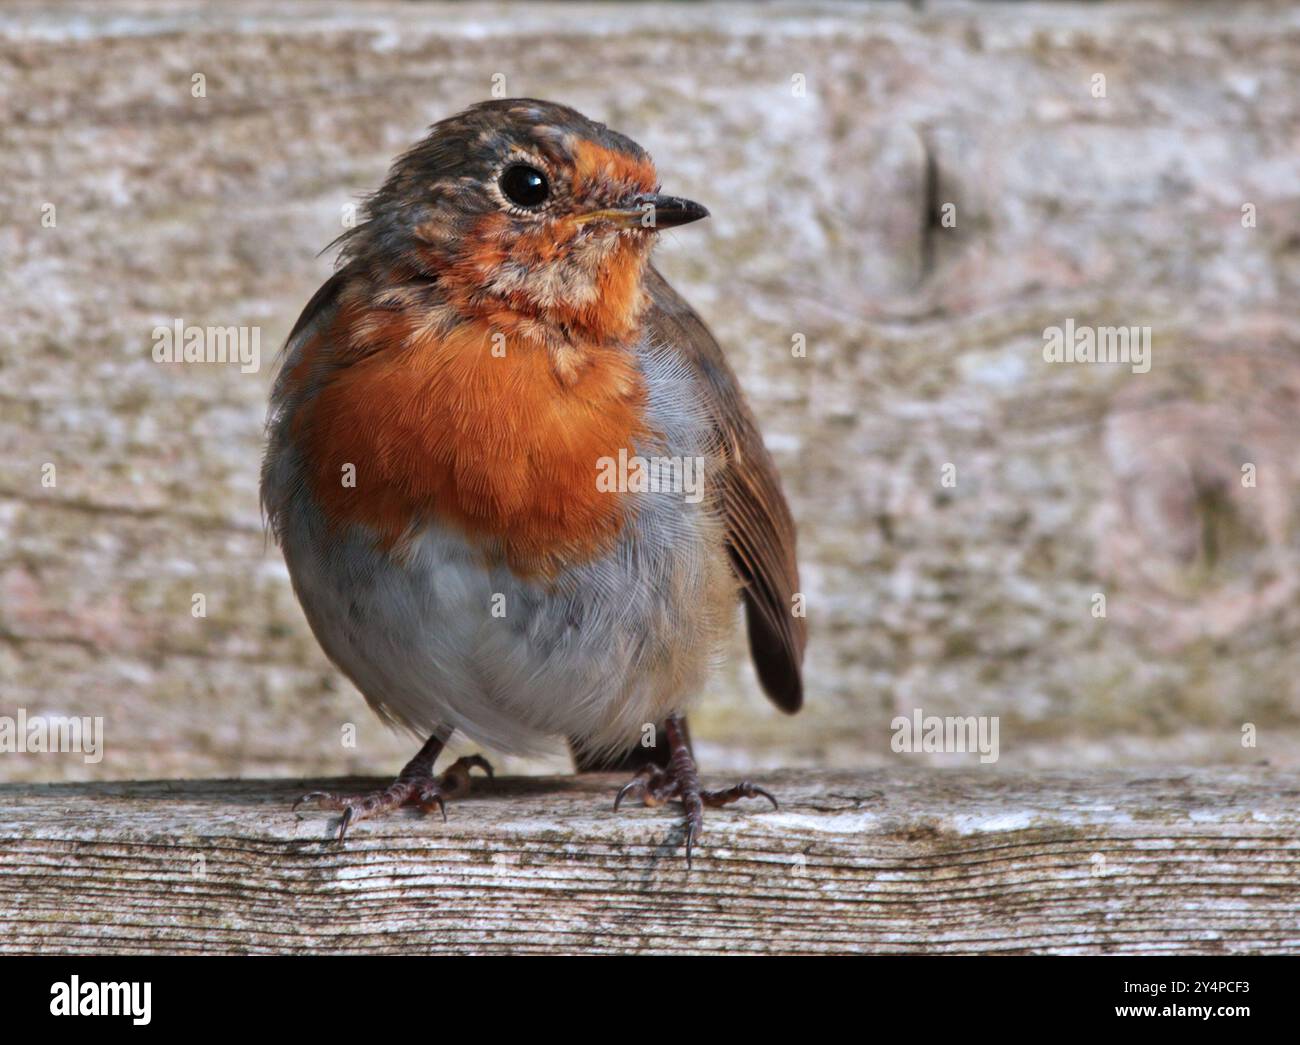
xmin=431 ymin=210 xmax=651 ymax=349
xmin=571 ymin=139 xmax=658 ymax=198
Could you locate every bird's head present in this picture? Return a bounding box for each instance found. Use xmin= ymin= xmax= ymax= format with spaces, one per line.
xmin=345 ymin=98 xmax=708 ymax=346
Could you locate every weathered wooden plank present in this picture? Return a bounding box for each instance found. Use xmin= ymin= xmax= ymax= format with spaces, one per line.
xmin=3 ymin=2 xmax=1300 ymax=784
xmin=2 ymin=769 xmax=1297 ymax=954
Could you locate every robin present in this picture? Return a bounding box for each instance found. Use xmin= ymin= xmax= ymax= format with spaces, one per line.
xmin=261 ymin=98 xmax=805 ymax=862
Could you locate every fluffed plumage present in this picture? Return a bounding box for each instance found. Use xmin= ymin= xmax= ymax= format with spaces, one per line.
xmin=261 ymin=98 xmax=804 ymax=850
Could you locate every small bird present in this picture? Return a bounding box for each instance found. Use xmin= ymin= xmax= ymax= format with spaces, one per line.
xmin=261 ymin=99 xmax=805 ymax=862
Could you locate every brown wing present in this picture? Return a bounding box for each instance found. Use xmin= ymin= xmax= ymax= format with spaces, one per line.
xmin=644 ymin=266 xmax=806 ymax=712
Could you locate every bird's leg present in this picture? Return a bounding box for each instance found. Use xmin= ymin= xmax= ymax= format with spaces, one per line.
xmin=293 ymin=733 xmax=493 ymax=842
xmin=613 ymin=714 xmax=777 ymax=866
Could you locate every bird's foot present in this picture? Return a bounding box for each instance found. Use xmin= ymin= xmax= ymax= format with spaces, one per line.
xmin=294 ymin=740 xmax=492 ymax=842
xmin=612 ymin=716 xmax=777 ymax=867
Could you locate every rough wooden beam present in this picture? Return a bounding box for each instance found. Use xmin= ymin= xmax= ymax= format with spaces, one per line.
xmin=6 ymin=1 xmax=1300 ymax=783
xmin=3 ymin=768 xmax=1297 ymax=954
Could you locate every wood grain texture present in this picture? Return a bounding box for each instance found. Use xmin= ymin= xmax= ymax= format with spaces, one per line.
xmin=4 ymin=1 xmax=1300 ymax=784
xmin=2 ymin=768 xmax=1298 ymax=954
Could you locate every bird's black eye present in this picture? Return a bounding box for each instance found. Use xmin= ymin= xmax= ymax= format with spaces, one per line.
xmin=499 ymin=164 xmax=549 ymax=208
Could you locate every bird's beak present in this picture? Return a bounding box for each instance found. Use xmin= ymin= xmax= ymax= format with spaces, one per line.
xmin=574 ymin=193 xmax=710 ymax=230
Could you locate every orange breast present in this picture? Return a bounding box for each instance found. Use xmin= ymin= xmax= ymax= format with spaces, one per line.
xmin=296 ymin=311 xmax=649 ymax=575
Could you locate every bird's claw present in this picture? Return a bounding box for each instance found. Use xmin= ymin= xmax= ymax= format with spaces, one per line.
xmin=611 ymin=723 xmax=778 ymax=868
xmin=291 ymin=754 xmax=494 ymax=842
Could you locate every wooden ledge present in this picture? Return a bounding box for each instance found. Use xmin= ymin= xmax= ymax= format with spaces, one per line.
xmin=2 ymin=768 xmax=1298 ymax=954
